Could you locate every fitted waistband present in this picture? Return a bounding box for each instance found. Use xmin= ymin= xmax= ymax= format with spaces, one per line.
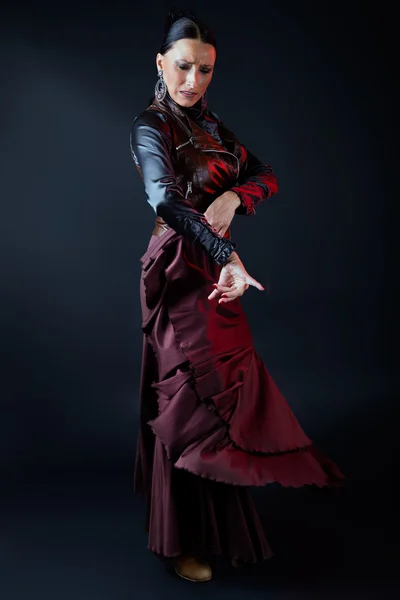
xmin=152 ymin=216 xmax=170 ymax=237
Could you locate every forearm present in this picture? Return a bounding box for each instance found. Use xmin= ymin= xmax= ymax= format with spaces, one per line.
xmin=226 ymin=190 xmax=241 ymax=210
xmin=156 ymin=201 xmax=237 ymax=265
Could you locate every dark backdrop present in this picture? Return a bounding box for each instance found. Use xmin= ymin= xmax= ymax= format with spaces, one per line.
xmin=0 ymin=0 xmax=397 ymax=596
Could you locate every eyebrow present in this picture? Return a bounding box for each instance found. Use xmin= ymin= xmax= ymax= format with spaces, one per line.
xmin=176 ymin=59 xmax=214 ymax=68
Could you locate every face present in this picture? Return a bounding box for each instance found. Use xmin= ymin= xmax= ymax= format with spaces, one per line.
xmin=156 ymin=38 xmax=216 ymax=107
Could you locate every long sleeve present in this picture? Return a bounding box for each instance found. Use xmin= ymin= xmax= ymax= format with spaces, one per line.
xmin=230 ymin=144 xmax=278 ymax=216
xmin=130 ymin=110 xmax=237 ymax=265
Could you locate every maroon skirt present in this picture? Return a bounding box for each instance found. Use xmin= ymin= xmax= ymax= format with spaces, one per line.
xmin=134 ymin=228 xmax=345 ymax=562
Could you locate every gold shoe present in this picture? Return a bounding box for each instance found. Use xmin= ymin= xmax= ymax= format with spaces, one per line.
xmin=174 ymin=555 xmax=212 ymax=582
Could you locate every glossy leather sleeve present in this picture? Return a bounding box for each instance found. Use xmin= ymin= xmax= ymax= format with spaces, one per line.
xmin=208 ymin=110 xmax=278 ymax=218
xmin=130 ymin=110 xmax=237 ymax=265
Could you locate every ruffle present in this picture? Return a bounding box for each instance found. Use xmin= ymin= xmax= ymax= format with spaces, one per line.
xmin=147 ymin=364 xmax=344 ymax=489
xmin=139 ymin=230 xmax=346 ymax=490
xmin=145 ymin=436 xmax=275 ymax=563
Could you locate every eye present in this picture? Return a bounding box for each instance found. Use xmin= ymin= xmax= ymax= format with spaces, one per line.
xmin=178 ymin=64 xmax=212 ymax=74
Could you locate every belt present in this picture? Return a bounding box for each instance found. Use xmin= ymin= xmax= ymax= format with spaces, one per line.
xmin=152 ymin=216 xmax=170 ymax=237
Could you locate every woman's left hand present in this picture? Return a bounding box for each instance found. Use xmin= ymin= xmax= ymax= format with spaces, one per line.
xmin=203 ymin=191 xmax=241 ymax=236
xmin=207 ymin=251 xmax=264 ymax=303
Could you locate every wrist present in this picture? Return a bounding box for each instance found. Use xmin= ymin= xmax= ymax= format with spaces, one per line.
xmin=224 ymin=250 xmax=239 ymax=264
xmin=228 ymin=190 xmax=241 ymax=210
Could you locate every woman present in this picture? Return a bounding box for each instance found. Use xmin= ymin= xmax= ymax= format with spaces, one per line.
xmin=130 ymin=8 xmax=345 ymax=583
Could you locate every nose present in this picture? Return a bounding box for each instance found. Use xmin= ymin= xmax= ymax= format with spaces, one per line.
xmin=186 ymin=69 xmax=201 ymax=89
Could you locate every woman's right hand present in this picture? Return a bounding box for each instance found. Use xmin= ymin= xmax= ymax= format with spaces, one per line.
xmin=207 ymin=252 xmax=265 ymax=304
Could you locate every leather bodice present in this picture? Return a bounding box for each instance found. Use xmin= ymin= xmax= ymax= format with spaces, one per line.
xmin=146 ymin=97 xmax=245 ymax=215
xmin=130 ymin=92 xmax=278 ymax=265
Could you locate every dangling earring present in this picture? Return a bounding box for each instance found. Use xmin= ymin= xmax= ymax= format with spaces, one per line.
xmin=201 ymin=89 xmax=208 ymax=113
xmin=155 ymin=69 xmax=167 ymax=102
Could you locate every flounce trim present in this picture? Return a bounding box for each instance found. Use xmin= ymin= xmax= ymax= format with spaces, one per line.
xmin=147 ymin=365 xmax=345 ymax=489
xmin=141 ymin=232 xmax=346 ymax=489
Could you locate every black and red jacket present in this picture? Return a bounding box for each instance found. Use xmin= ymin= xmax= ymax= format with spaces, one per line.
xmin=130 ymin=91 xmax=278 ymax=265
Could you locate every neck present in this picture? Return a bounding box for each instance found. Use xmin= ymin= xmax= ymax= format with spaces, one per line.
xmin=154 ymin=90 xmax=206 ymax=119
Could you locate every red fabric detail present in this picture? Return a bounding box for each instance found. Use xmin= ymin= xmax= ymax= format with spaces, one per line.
xmin=231 ymin=185 xmax=256 ymax=216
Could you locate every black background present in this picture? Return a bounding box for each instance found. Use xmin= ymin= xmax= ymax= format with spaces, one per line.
xmin=0 ymin=1 xmax=397 ymax=597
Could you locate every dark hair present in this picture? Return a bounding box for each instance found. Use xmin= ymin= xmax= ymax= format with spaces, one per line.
xmin=159 ymin=7 xmax=217 ymax=55
xmin=147 ymin=8 xmax=217 ymax=106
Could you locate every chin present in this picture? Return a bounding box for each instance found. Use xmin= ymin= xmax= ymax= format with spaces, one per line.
xmin=173 ymin=92 xmax=198 ymax=107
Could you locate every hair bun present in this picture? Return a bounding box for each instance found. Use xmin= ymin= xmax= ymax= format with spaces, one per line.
xmin=164 ymin=7 xmax=197 ymax=33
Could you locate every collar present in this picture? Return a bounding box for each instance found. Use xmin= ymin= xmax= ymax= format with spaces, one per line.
xmin=152 ymin=90 xmax=207 ymax=121
xmin=151 ymin=91 xmax=235 ymax=153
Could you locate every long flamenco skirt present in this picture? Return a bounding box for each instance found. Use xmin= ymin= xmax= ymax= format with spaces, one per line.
xmin=134 ymin=228 xmax=345 ymax=563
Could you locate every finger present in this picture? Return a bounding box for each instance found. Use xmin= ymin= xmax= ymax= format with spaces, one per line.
xmin=220 ymin=284 xmax=245 ymax=298
xmin=218 ymin=296 xmax=237 ymax=304
xmin=246 ymin=277 xmax=264 ymax=291
xmin=208 ymin=289 xmax=220 ymax=300
xmin=221 ymin=289 xmax=243 ymax=299
xmin=208 ymin=285 xmax=233 ymax=300
xmin=220 ymin=283 xmax=251 ymax=300
xmin=212 ymin=283 xmax=231 ymax=292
